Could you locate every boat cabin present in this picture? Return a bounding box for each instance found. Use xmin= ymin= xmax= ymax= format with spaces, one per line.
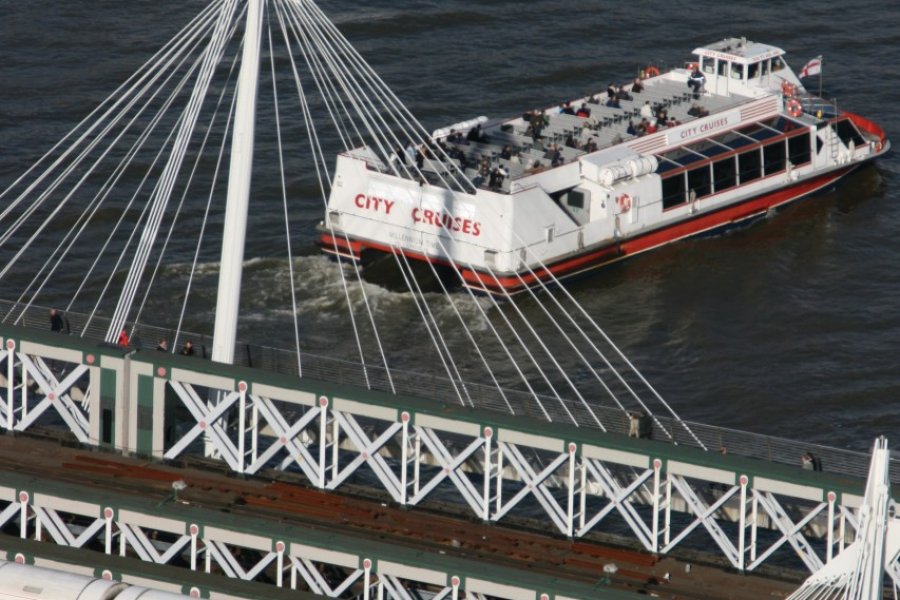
xmin=693 ymin=38 xmax=801 ymax=97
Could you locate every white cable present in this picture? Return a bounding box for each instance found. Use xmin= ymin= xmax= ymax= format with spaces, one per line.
xmin=267 ymin=6 xmax=303 ymax=376
xmin=274 ymin=0 xmax=384 ymax=390
xmin=421 ymin=255 xmax=511 ymax=412
xmin=106 ymin=0 xmax=240 ymax=342
xmin=11 ymin=26 xmax=222 ymax=324
xmin=0 ymin=0 xmax=223 ymax=211
xmin=389 ymin=246 xmax=468 ymax=406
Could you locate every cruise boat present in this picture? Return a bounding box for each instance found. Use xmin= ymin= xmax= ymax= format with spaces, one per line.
xmin=319 ymin=38 xmax=890 ymax=295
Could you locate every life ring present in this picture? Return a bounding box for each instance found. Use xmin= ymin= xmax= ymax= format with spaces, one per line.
xmin=786 ymin=98 xmax=802 ymax=118
xmin=781 ymin=81 xmax=793 ymax=97
xmin=617 ymin=193 xmax=632 ymax=213
xmin=645 ymin=65 xmax=661 ymax=78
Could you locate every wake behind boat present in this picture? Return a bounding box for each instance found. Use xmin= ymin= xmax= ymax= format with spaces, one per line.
xmin=319 ymin=38 xmax=889 ymax=295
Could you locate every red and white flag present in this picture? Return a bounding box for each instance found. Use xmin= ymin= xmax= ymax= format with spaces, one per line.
xmin=800 ymin=56 xmax=822 ymax=78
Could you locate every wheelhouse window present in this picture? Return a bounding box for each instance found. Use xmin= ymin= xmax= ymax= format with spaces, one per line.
xmin=747 ymin=62 xmax=759 ymax=79
xmin=718 ymin=60 xmax=728 ymax=77
xmin=763 ymin=141 xmax=786 ymax=175
xmin=760 ymin=59 xmax=770 ymax=76
xmin=662 ymin=174 xmax=686 ymax=209
xmin=772 ymin=57 xmax=785 ymax=72
xmin=731 ymin=62 xmax=744 ymax=79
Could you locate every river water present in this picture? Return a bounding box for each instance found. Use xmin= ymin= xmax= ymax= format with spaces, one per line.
xmin=1 ymin=0 xmax=898 ymax=451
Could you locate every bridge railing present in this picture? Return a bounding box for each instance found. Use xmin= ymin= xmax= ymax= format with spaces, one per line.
xmin=2 ymin=298 xmax=896 ymax=484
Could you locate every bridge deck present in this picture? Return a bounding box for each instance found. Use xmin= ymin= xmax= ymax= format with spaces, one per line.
xmin=0 ymin=432 xmax=798 ymax=600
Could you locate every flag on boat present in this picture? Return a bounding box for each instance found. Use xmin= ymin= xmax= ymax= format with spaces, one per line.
xmin=799 ymin=56 xmax=822 ymax=78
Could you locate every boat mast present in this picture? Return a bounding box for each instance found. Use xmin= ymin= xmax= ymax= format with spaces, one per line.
xmin=211 ymin=0 xmax=264 ymax=364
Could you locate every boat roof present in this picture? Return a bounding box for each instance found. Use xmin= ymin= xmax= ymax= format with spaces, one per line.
xmin=692 ymin=37 xmax=785 ymax=65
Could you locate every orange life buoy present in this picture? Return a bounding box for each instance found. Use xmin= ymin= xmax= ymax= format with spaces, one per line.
xmin=781 ymin=81 xmax=793 ymax=97
xmin=617 ymin=193 xmax=632 ymax=213
xmin=786 ymin=98 xmax=802 ymax=118
xmin=645 ymin=65 xmax=661 ymax=78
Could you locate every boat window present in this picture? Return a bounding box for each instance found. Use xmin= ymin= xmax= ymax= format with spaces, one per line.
xmin=662 ymin=174 xmax=686 ymax=209
xmin=567 ymin=189 xmax=586 ymax=209
xmin=738 ymin=149 xmax=762 ymax=183
xmin=772 ymin=57 xmax=785 ymax=72
xmin=731 ymin=62 xmax=744 ymax=79
xmin=761 ymin=59 xmax=770 ymax=75
xmin=713 ymin=157 xmax=737 ymax=193
xmin=687 ymin=165 xmax=712 ymax=198
xmin=716 ymin=131 xmax=756 ymax=150
xmin=702 ymin=57 xmax=715 ymax=75
xmin=763 ymin=141 xmax=786 ymax=175
xmin=737 ymin=123 xmax=780 ymax=142
xmin=688 ymin=139 xmax=730 ymax=159
xmin=788 ymin=134 xmax=811 ymax=166
xmin=816 ymin=136 xmax=824 ymax=154
xmin=718 ymin=60 xmax=728 ymax=77
xmin=748 ymin=62 xmax=760 ymax=79
xmin=834 ymin=119 xmax=866 ymax=146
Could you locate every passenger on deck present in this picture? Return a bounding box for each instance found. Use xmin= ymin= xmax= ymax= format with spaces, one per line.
xmin=576 ymin=103 xmax=591 ymax=118
xmin=156 ymin=339 xmax=168 ymax=352
xmin=564 ymin=133 xmax=579 ymax=149
xmin=687 ymin=66 xmax=706 ymax=97
xmin=560 ymin=101 xmax=575 ymax=115
xmin=415 ymin=145 xmax=426 ymax=170
xmin=488 ymin=166 xmax=508 ymax=190
xmin=405 ymin=143 xmax=417 ymax=165
xmin=687 ymin=102 xmax=709 ymax=117
xmin=606 ymin=83 xmax=617 ymax=98
xmin=640 ymin=101 xmax=653 ymax=120
xmin=180 ymin=340 xmax=195 ymax=356
xmin=499 ymin=145 xmax=512 ymax=160
xmin=584 ymin=137 xmax=598 ymax=153
xmin=605 ymin=95 xmax=621 ymax=108
xmin=626 ymin=120 xmax=637 ymax=136
xmin=529 ymin=110 xmax=547 ymax=141
xmin=646 ymin=118 xmax=658 ymax=134
xmin=631 ymin=77 xmax=644 ymax=93
xmin=616 ymin=85 xmax=633 ymax=102
xmin=467 ymin=124 xmax=487 ymax=143
xmin=478 ymin=155 xmax=491 ymax=178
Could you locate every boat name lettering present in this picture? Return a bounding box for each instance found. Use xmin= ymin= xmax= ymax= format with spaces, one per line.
xmin=412 ymin=208 xmax=482 ymax=237
xmin=355 ymin=193 xmax=395 ymax=215
xmin=679 ymin=116 xmax=732 ymax=140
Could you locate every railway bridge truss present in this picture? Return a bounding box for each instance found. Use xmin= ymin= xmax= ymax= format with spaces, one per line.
xmin=0 ymin=322 xmax=897 ymax=600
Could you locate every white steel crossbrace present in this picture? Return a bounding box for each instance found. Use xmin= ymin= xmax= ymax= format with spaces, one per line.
xmin=410 ymin=426 xmax=489 ymax=516
xmin=0 ymin=340 xmax=95 ymax=443
xmin=327 ymin=411 xmax=404 ymax=501
xmin=747 ymin=491 xmax=827 ymax=572
xmin=577 ymin=458 xmax=656 ymax=549
xmin=492 ymin=442 xmax=572 ymax=534
xmin=663 ymin=475 xmax=742 ymax=567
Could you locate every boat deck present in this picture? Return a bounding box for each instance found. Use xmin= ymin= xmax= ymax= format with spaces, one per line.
xmin=435 ymin=74 xmax=757 ymax=191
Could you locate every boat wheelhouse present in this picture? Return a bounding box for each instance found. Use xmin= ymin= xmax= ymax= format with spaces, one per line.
xmin=319 ymin=38 xmax=889 ymax=295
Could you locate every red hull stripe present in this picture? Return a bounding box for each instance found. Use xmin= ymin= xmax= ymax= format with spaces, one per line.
xmin=321 ymin=165 xmax=855 ymax=293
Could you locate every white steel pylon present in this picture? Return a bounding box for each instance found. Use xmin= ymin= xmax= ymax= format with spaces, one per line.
xmin=211 ymin=0 xmax=263 ymax=365
xmin=785 ymin=437 xmax=898 ymax=600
